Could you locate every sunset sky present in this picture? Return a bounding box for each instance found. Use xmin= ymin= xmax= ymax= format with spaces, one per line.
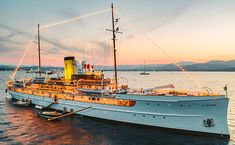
xmin=0 ymin=0 xmax=235 ymax=66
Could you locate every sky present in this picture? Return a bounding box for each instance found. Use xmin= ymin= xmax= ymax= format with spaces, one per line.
xmin=0 ymin=0 xmax=235 ymax=66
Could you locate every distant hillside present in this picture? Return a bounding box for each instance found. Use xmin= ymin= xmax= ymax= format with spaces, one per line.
xmin=1 ymin=60 xmax=235 ymax=71
xmin=185 ymin=60 xmax=235 ymax=71
xmin=0 ymin=65 xmax=15 ymax=71
xmin=94 ymin=64 xmax=165 ymax=71
xmin=97 ymin=60 xmax=235 ymax=71
xmin=0 ymin=65 xmax=62 ymax=71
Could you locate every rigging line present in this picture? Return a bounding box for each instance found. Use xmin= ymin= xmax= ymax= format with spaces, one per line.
xmin=91 ymin=41 xmax=94 ymax=66
xmin=10 ymin=30 xmax=37 ymax=80
xmin=116 ymin=33 xmax=122 ymax=67
xmin=119 ymin=33 xmax=123 ymax=50
xmin=94 ymin=11 xmax=109 ymax=68
xmin=116 ymin=33 xmax=123 ymax=56
xmin=82 ymin=39 xmax=84 ymax=60
xmin=106 ymin=32 xmax=111 ymax=67
xmin=104 ymin=30 xmax=108 ymax=69
xmin=41 ymin=8 xmax=110 ymax=29
xmin=115 ymin=10 xmax=201 ymax=89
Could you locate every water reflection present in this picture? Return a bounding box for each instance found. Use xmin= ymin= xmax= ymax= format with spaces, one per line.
xmin=5 ymin=104 xmax=92 ymax=144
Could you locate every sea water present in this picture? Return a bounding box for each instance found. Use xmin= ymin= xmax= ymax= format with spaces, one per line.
xmin=0 ymin=71 xmax=234 ymax=145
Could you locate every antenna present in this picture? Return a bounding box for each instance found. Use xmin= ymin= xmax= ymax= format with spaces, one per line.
xmin=106 ymin=3 xmax=122 ymax=90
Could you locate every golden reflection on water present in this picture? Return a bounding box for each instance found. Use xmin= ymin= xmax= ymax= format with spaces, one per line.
xmin=5 ymin=104 xmax=93 ymax=144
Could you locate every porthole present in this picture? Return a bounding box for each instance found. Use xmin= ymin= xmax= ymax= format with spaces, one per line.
xmin=180 ymin=105 xmax=183 ymax=107
xmin=63 ymin=107 xmax=67 ymax=112
xmin=143 ymin=115 xmax=145 ymax=117
xmin=147 ymin=103 xmax=150 ymax=105
xmin=163 ymin=117 xmax=166 ymax=119
xmin=153 ymin=116 xmax=155 ymax=118
xmin=134 ymin=114 xmax=136 ymax=116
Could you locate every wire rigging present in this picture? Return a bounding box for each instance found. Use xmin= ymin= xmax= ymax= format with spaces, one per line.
xmin=115 ymin=9 xmax=201 ymax=89
xmin=104 ymin=30 xmax=108 ymax=69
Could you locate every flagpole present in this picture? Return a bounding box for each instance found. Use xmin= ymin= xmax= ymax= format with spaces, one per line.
xmin=226 ymin=85 xmax=228 ymax=98
xmin=224 ymin=84 xmax=228 ymax=98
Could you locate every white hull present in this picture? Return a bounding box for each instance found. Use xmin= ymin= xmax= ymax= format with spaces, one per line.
xmin=8 ymin=90 xmax=229 ymax=137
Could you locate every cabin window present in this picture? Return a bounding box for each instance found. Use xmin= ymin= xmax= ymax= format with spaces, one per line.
xmin=97 ymin=98 xmax=100 ymax=101
xmin=147 ymin=103 xmax=150 ymax=105
xmin=143 ymin=115 xmax=145 ymax=117
xmin=92 ymin=97 xmax=95 ymax=101
xmin=153 ymin=116 xmax=155 ymax=118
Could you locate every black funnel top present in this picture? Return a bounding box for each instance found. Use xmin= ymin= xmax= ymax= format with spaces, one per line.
xmin=64 ymin=56 xmax=75 ymax=61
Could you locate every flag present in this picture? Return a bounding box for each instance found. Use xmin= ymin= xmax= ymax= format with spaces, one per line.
xmin=223 ymin=85 xmax=227 ymax=91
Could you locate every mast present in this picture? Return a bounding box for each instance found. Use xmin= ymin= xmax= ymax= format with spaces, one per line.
xmin=37 ymin=24 xmax=41 ymax=77
xmin=111 ymin=3 xmax=118 ymax=90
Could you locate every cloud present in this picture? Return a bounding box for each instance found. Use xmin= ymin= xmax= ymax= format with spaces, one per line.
xmin=0 ymin=24 xmax=32 ymax=38
xmin=0 ymin=45 xmax=17 ymax=53
xmin=58 ymin=8 xmax=80 ymax=19
xmin=0 ymin=32 xmax=25 ymax=46
xmin=0 ymin=23 xmax=83 ymax=54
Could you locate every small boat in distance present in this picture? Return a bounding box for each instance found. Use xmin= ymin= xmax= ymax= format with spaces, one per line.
xmin=139 ymin=71 xmax=150 ymax=75
xmin=139 ymin=60 xmax=150 ymax=75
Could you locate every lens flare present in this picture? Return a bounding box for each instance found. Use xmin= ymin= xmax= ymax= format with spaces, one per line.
xmin=41 ymin=8 xmax=110 ymax=29
xmin=10 ymin=31 xmax=37 ymax=80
